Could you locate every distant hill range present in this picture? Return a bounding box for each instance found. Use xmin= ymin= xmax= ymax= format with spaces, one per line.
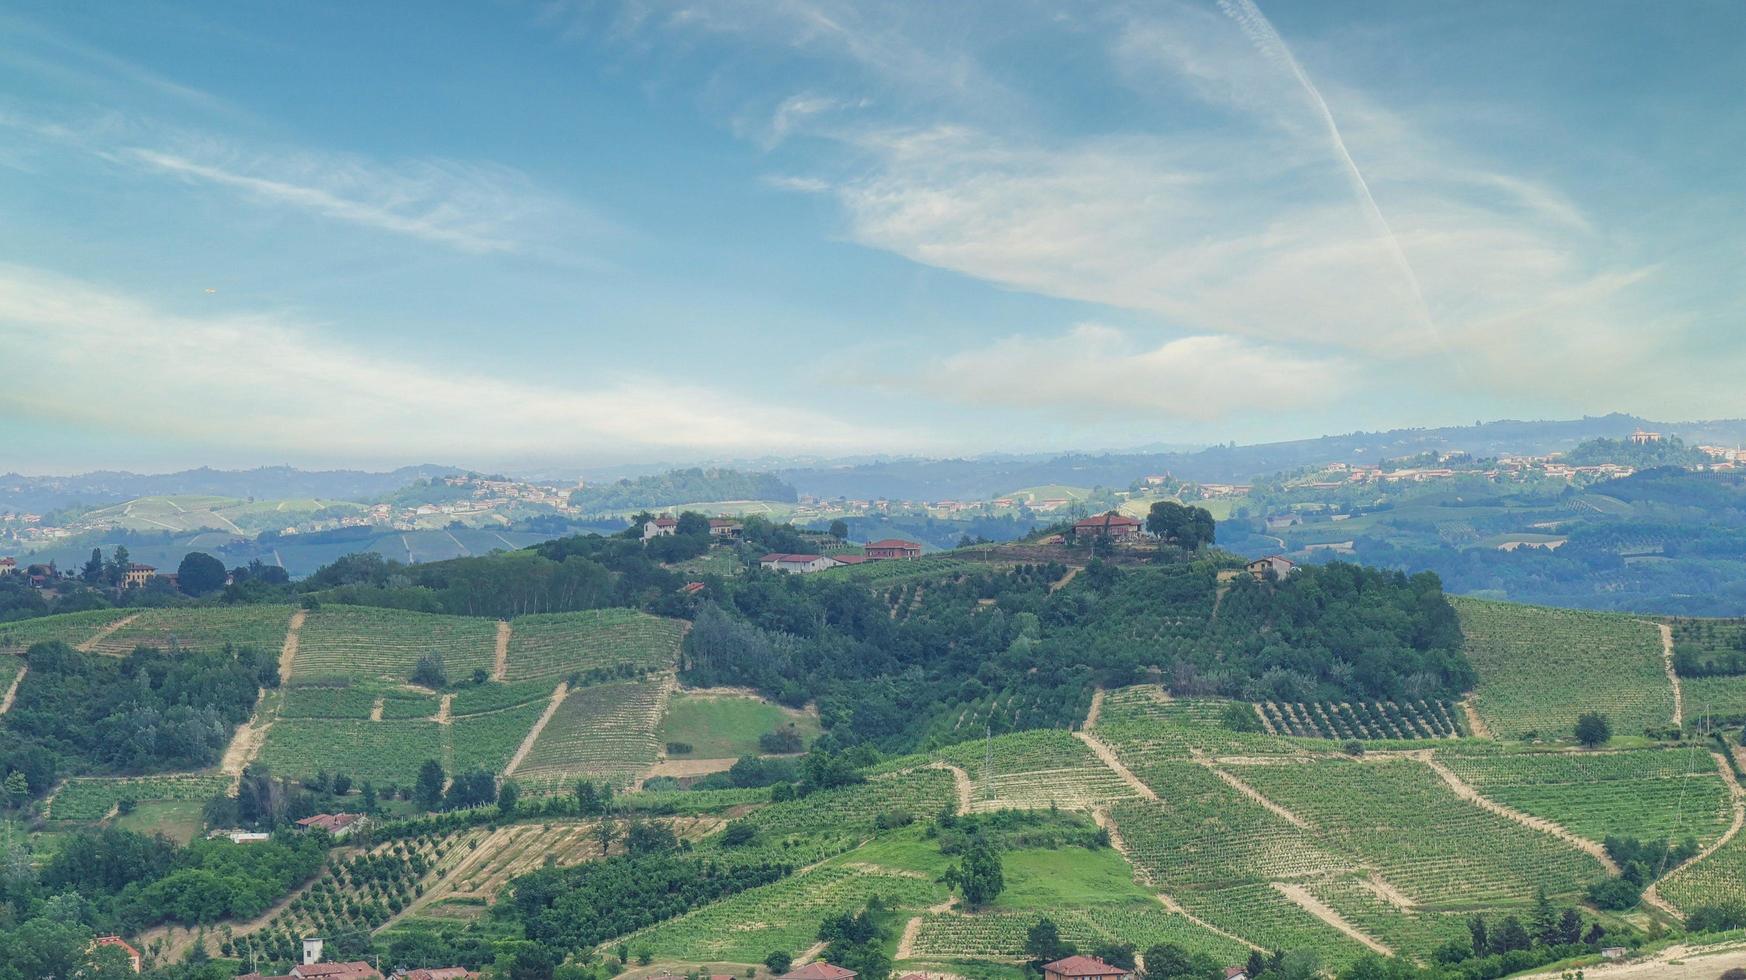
xmin=0 ymin=464 xmax=464 ymax=513
xmin=778 ymin=413 xmax=1746 ymax=500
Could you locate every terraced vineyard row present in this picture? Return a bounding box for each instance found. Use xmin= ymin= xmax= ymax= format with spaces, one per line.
xmin=515 ymin=679 xmax=665 ymax=786
xmin=821 ymin=557 xmax=971 ymax=585
xmin=1454 ymin=597 xmax=1673 ymax=739
xmin=0 ymin=609 xmax=130 ymax=653
xmin=258 ymin=718 xmax=446 ymax=783
xmin=1174 ymin=884 xmax=1371 ymax=965
xmin=502 ymin=610 xmax=684 ymax=682
xmin=908 ymin=901 xmax=1243 ymax=963
xmin=1435 ymin=746 xmax=1733 ymax=846
xmin=293 ymin=605 xmax=499 ymax=681
xmin=85 ymin=605 xmax=297 ymax=656
xmin=1258 ymin=700 xmax=1462 ymax=740
xmin=48 ymin=774 xmax=233 ymax=820
xmin=937 ymin=729 xmax=1141 ymax=811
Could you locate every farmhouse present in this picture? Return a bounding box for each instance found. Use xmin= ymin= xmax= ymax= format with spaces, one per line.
xmin=707 ymin=518 xmax=743 ymax=537
xmin=643 ymin=516 xmax=678 ymax=539
xmin=0 ymin=556 xmax=15 ymax=575
xmin=780 ymin=964 xmax=858 ymax=980
xmin=1073 ymin=512 xmax=1143 ymax=541
xmin=1246 ymin=555 xmax=1296 ymax=582
xmin=295 ymin=812 xmax=365 ymax=838
xmin=865 ymin=538 xmax=923 ymax=559
xmin=1222 ymin=969 xmax=1250 ymax=980
xmin=759 ymin=553 xmax=839 ymax=574
xmin=121 ymin=563 xmax=157 ymax=588
xmin=242 ymin=966 xmax=381 ymax=980
xmin=394 ymin=970 xmax=478 ymax=980
xmin=93 ymin=935 xmax=143 ymax=972
xmin=1042 ymin=955 xmax=1131 ymax=980
xmin=1628 ymin=429 xmax=1662 ymax=444
xmin=830 ymin=554 xmax=874 ymax=565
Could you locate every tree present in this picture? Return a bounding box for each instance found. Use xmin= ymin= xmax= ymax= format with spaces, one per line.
xmin=360 ymin=782 xmax=378 ymax=814
xmin=1530 ymin=885 xmax=1559 ymax=945
xmin=1140 ymin=943 xmax=1193 ymax=979
xmin=1024 ymin=917 xmax=1075 ymax=965
xmin=82 ymin=548 xmax=105 ymax=584
xmin=415 ymin=759 xmax=446 ymax=811
xmin=176 ymin=552 xmax=228 ymax=596
xmin=946 ymin=837 xmax=1004 ymax=907
xmin=498 ymin=780 xmax=521 ymax=817
xmin=575 ymin=780 xmax=600 ymax=816
xmin=1145 ymin=500 xmax=1215 ymax=550
xmin=1575 ymin=711 xmax=1612 ymax=748
xmin=107 ymin=545 xmax=131 ymax=586
xmin=1 ymin=770 xmax=28 ymax=809
xmin=595 ymin=820 xmax=619 ymax=856
xmin=828 ymin=520 xmax=849 ymax=541
xmin=332 ymin=772 xmax=352 ymax=796
xmin=1092 ymin=942 xmax=1134 ymax=970
xmin=412 ymin=653 xmax=448 ymax=689
xmin=765 ymin=951 xmax=793 ymax=975
xmin=676 ymin=511 xmax=711 ymax=537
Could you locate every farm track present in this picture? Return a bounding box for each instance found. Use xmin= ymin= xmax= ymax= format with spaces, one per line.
xmin=76 ymin=613 xmax=139 ymax=653
xmin=1459 ymin=698 xmax=1493 ymax=739
xmin=1084 ymin=687 xmax=1105 ymax=728
xmin=1074 ymin=730 xmax=1157 ymax=800
xmin=1195 ymin=753 xmax=1311 ymax=829
xmin=928 ymin=761 xmax=974 ymax=814
xmin=1048 ymin=566 xmax=1081 ymax=593
xmin=1271 ymin=882 xmax=1394 ymax=956
xmin=0 ymin=663 xmax=25 ymax=715
xmin=502 ymin=682 xmax=569 ymax=777
xmin=1414 ymin=751 xmax=1620 ymax=873
xmin=494 ymin=620 xmax=511 ymax=681
xmin=1095 ymin=801 xmax=1264 ymax=953
xmin=1649 ymin=621 xmax=1683 ymax=727
xmin=369 ymin=697 xmax=385 ymax=722
xmin=436 ymin=693 xmax=454 ymax=724
xmin=278 ymin=609 xmax=307 ymax=681
xmin=895 ymin=898 xmax=958 ymax=960
xmin=1645 ymin=750 xmax=1746 ymax=918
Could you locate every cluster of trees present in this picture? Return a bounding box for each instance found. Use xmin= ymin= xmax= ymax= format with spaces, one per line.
xmin=569 ymin=468 xmax=797 ymax=513
xmin=0 ymin=641 xmax=273 ymax=798
xmin=1145 ymin=501 xmax=1217 ymax=550
xmin=1586 ymin=835 xmax=1701 ymax=909
xmin=815 ymin=899 xmax=896 ymax=980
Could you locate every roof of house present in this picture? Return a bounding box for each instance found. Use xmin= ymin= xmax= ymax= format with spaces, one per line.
xmin=1223 ymin=969 xmax=1249 ymax=980
xmin=708 ymin=518 xmax=741 ymax=526
xmin=292 ymin=964 xmax=382 ymax=980
xmin=401 ymin=969 xmax=475 ymax=980
xmin=830 ymin=554 xmax=873 ymax=564
xmin=865 ymin=538 xmax=922 ymax=549
xmin=779 ymin=964 xmax=858 ymax=980
xmin=1042 ymin=956 xmax=1127 ymax=977
xmin=650 ymin=516 xmax=678 ymax=526
xmin=94 ymin=935 xmax=142 ymax=959
xmin=681 ymin=581 xmax=706 ymax=594
xmin=1073 ymin=513 xmax=1142 ymax=529
xmin=125 ymin=563 xmax=156 ymax=571
xmin=761 ymin=553 xmax=827 ymax=563
xmin=1247 ymin=554 xmax=1295 ymax=566
xmin=296 ymin=812 xmax=364 ymax=832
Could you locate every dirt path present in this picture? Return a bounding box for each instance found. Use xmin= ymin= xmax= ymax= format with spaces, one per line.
xmin=0 ymin=663 xmax=25 ymax=715
xmin=502 ymin=682 xmax=568 ymax=777
xmin=1209 ymin=582 xmax=1231 ymax=624
xmin=494 ymin=620 xmax=511 ymax=681
xmin=1459 ymin=698 xmax=1493 ymax=739
xmin=1272 ymin=882 xmax=1394 ymax=956
xmin=75 ymin=613 xmax=139 ymax=653
xmin=369 ymin=697 xmax=385 ymax=722
xmin=1049 ymin=566 xmax=1081 ymax=593
xmin=1075 ymin=730 xmax=1157 ymax=800
xmin=929 ymin=761 xmax=974 ymax=814
xmin=1648 ymin=621 xmax=1683 ymax=727
xmin=1517 ymin=941 xmax=1746 ymax=979
xmin=1362 ymin=872 xmax=1416 ymax=911
xmin=895 ymin=898 xmax=957 ymax=959
xmin=1084 ymin=687 xmax=1105 ymax=729
xmin=1155 ymin=892 xmax=1264 ymax=952
xmin=435 ymin=693 xmax=454 ymax=724
xmin=1194 ymin=754 xmax=1311 ymax=829
xmin=219 ymin=691 xmax=273 ymax=779
xmin=1098 ymin=803 xmax=1261 ymax=952
xmin=278 ymin=609 xmax=307 ymax=682
xmin=1415 ymin=751 xmax=1619 ymax=873
xmin=1645 ymin=750 xmax=1746 ymax=917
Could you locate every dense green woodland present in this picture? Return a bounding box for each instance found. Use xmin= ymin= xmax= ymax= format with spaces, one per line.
xmin=568 ymin=468 xmax=797 ymax=513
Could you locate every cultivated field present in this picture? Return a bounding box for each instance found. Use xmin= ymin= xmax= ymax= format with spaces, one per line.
xmin=82 ymin=605 xmax=296 ymax=656
xmin=514 ymin=679 xmax=667 ymax=787
xmin=292 ymin=605 xmax=498 ymax=681
xmin=502 ymin=609 xmax=685 ymax=682
xmin=47 ymin=774 xmax=232 ymax=821
xmin=0 ymin=609 xmax=132 ymax=653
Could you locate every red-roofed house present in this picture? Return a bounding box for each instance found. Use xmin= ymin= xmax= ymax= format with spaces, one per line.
xmin=241 ymin=965 xmax=382 ymax=980
xmin=0 ymin=557 xmax=17 ymax=575
xmin=830 ymin=554 xmax=873 ymax=565
xmin=1223 ymin=968 xmax=1250 ymax=980
xmin=707 ymin=518 xmax=743 ymax=537
xmin=865 ymin=539 xmax=923 ymax=560
xmin=1072 ymin=513 xmax=1143 ymax=542
xmin=643 ymin=516 xmax=678 ymax=539
xmin=93 ymin=936 xmax=143 ymax=973
xmin=295 ymin=813 xmax=365 ymax=838
xmin=681 ymin=581 xmax=706 ymax=595
xmin=397 ymin=970 xmax=477 ymax=980
xmin=1042 ymin=956 xmax=1131 ymax=980
xmin=780 ymin=964 xmax=858 ymax=980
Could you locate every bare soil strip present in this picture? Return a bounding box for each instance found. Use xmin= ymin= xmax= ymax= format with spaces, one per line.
xmin=435 ymin=692 xmax=454 ymax=725
xmin=1049 ymin=566 xmax=1081 ymax=593
xmin=1644 ymin=750 xmax=1745 ymax=917
xmin=1194 ymin=753 xmax=1311 ymax=829
xmin=220 ymin=692 xmax=272 ymax=780
xmin=502 ymin=682 xmax=568 ymax=777
xmin=1648 ymin=620 xmax=1683 ymax=727
xmin=1155 ymin=892 xmax=1264 ymax=952
xmin=1084 ymin=687 xmax=1106 ymax=729
xmin=928 ymin=761 xmax=974 ymax=814
xmin=369 ymin=697 xmax=385 ymax=722
xmin=1075 ymin=730 xmax=1158 ymax=800
xmin=1254 ymin=703 xmax=1278 ymax=735
xmin=1272 ymin=882 xmax=1394 ymax=956
xmin=278 ymin=609 xmax=307 ymax=681
xmin=1459 ymin=698 xmax=1493 ymax=739
xmin=1362 ymin=872 xmax=1417 ymax=911
xmin=1414 ymin=750 xmax=1619 ymax=873
xmin=895 ymin=898 xmax=959 ymax=959
xmin=0 ymin=663 xmax=25 ymax=715
xmin=75 ymin=613 xmax=139 ymax=653
xmin=494 ymin=620 xmax=511 ymax=681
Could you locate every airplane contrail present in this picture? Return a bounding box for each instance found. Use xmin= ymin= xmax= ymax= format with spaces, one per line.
xmin=1217 ymin=0 xmax=1447 ymax=354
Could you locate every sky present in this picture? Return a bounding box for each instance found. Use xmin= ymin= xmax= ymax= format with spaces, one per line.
xmin=1 ymin=0 xmax=1742 ymax=475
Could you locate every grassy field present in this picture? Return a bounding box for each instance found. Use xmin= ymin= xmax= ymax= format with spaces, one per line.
xmin=658 ymin=691 xmax=818 ymax=758
xmin=1454 ymin=596 xmax=1675 ymax=739
xmin=502 ymin=609 xmax=684 ymax=682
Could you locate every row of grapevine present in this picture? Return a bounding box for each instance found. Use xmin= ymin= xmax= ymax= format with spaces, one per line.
xmin=1258 ymin=700 xmax=1461 ymax=741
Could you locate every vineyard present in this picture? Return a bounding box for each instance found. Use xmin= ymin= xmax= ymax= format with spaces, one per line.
xmin=280 ymin=683 xmax=438 ymax=721
xmin=451 ymin=700 xmax=551 ymax=775
xmin=292 ymin=606 xmax=498 ymax=681
xmin=1174 ymin=884 xmax=1370 ymax=965
xmin=0 ymin=609 xmax=130 ymax=653
xmin=1257 ymin=700 xmax=1463 ymax=740
xmin=47 ymin=774 xmax=232 ymax=821
xmin=936 ymin=729 xmax=1143 ymax=811
xmin=819 ymin=556 xmax=973 ymax=585
xmin=501 ymin=609 xmax=684 ymax=682
xmin=1434 ymin=746 xmax=1734 ymax=846
xmin=514 ymin=679 xmax=666 ymax=787
xmin=258 ymin=718 xmax=447 ymax=784
xmin=1453 ymin=597 xmax=1674 ymax=739
xmin=82 ymin=605 xmax=296 ymax=656
xmin=1659 ymin=817 xmax=1746 ymax=912
xmin=907 ymin=901 xmax=1243 ymax=963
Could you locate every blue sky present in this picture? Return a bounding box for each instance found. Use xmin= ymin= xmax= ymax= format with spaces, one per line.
xmin=1 ymin=1 xmax=1742 ymax=474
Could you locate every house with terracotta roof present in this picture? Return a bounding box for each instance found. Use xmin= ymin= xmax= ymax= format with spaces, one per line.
xmin=296 ymin=812 xmax=365 ymax=838
xmin=242 ymin=965 xmax=382 ymax=980
xmin=1042 ymin=956 xmax=1130 ymax=980
xmin=643 ymin=516 xmax=679 ymax=539
xmin=0 ymin=557 xmax=16 ymax=575
xmin=779 ymin=963 xmax=858 ymax=980
xmin=1072 ymin=513 xmax=1143 ymax=542
xmin=865 ymin=539 xmax=922 ymax=560
xmin=1222 ymin=968 xmax=1250 ymax=980
xmin=1245 ymin=555 xmax=1296 ymax=582
xmin=121 ymin=563 xmax=157 ymax=588
xmin=93 ymin=935 xmax=143 ymax=973
xmin=394 ymin=969 xmax=477 ymax=980
xmin=707 ymin=518 xmax=743 ymax=537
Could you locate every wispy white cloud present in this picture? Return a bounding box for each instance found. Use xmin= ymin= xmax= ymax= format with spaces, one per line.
xmin=920 ymin=324 xmax=1350 ymax=420
xmin=0 ymin=264 xmax=906 ymax=461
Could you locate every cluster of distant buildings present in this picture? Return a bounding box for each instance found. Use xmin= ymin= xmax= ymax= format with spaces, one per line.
xmin=641 ymin=516 xmax=744 ymax=539
xmin=235 ymin=937 xmax=474 ymax=980
xmin=760 ymin=539 xmax=923 ymax=574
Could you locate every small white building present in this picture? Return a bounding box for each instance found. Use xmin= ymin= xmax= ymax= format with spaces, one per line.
xmin=1245 ymin=555 xmax=1296 ymax=582
xmin=643 ymin=517 xmax=678 ymax=539
xmin=759 ymin=553 xmax=839 ymax=574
